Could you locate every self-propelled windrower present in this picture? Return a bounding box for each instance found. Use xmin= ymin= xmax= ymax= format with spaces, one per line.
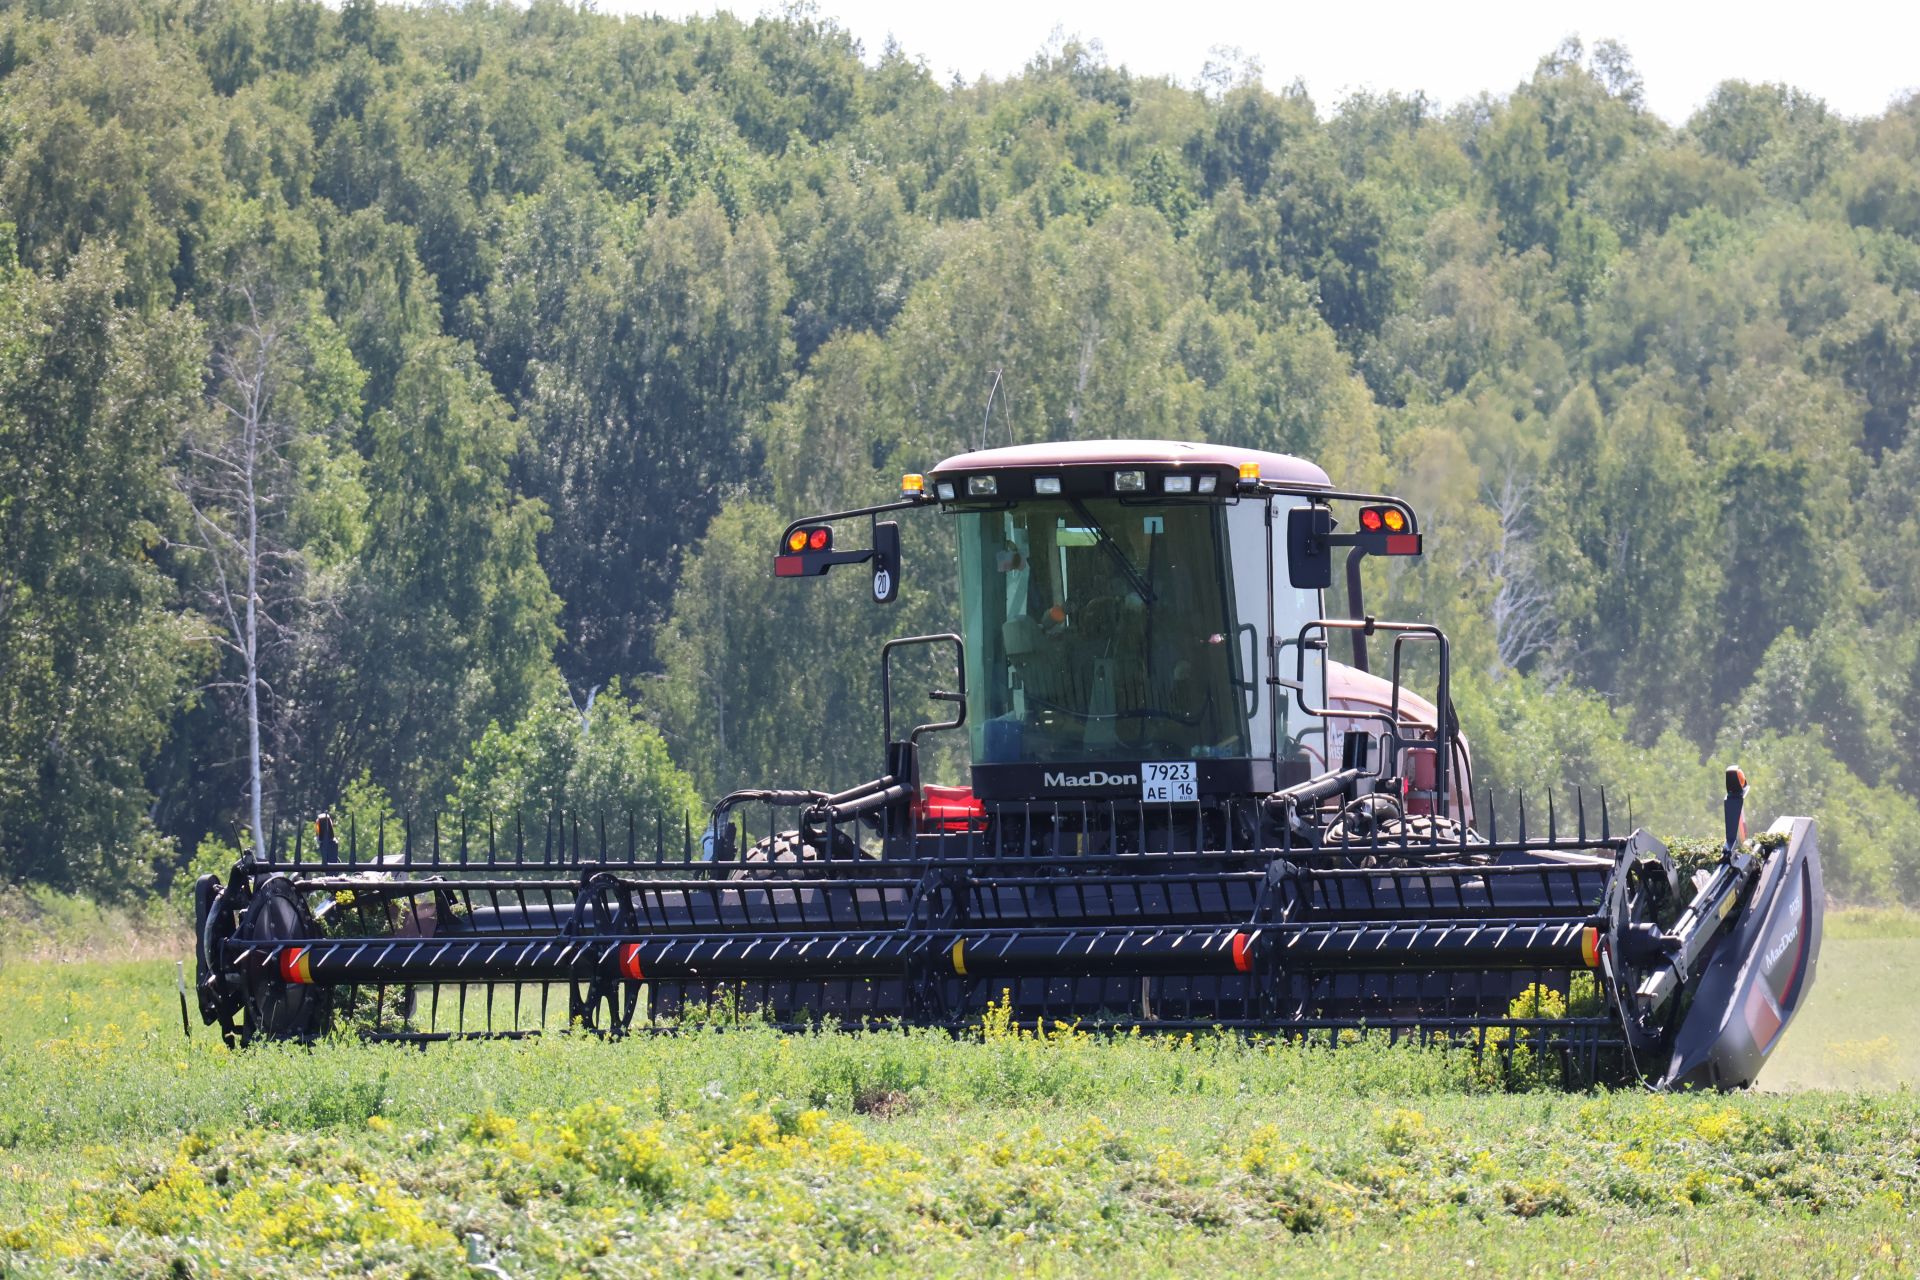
xmin=194 ymin=440 xmax=1821 ymax=1087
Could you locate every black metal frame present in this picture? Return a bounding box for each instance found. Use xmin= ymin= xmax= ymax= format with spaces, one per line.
xmin=1291 ymin=618 xmax=1453 ymax=811
xmin=196 ymin=783 xmax=1676 ymax=1084
xmin=880 ymin=633 xmax=966 ymax=753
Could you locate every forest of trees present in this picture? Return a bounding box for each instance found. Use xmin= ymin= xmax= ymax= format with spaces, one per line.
xmin=3 ymin=0 xmax=1919 ymax=903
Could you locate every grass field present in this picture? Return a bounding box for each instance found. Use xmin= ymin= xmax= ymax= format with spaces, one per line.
xmin=1 ymin=910 xmax=1917 ymax=1277
xmin=1761 ymin=909 xmax=1920 ymax=1091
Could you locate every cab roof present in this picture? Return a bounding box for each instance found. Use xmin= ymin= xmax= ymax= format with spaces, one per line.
xmin=930 ymin=439 xmax=1332 ymax=489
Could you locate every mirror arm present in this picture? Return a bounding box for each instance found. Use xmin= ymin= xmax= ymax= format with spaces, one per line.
xmin=778 ymin=495 xmax=931 ymax=546
xmin=1345 ymin=547 xmax=1369 ymax=673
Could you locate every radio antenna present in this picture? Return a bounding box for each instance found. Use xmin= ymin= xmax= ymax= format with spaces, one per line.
xmin=982 ymin=368 xmax=1005 ymax=450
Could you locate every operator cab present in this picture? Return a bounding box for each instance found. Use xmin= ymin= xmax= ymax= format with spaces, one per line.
xmin=768 ymin=437 xmax=1464 ymax=832
xmin=930 ymin=441 xmax=1329 ymax=803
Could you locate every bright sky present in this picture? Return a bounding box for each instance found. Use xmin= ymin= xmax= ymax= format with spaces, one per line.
xmin=611 ymin=0 xmax=1920 ymax=124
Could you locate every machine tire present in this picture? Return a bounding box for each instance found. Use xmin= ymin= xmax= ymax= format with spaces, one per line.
xmin=728 ymin=828 xmax=863 ymax=880
xmin=194 ymin=874 xmax=239 ymax=1032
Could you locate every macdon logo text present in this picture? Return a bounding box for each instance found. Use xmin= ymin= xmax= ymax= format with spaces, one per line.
xmin=1042 ymin=770 xmax=1140 ymax=788
xmin=1762 ymin=892 xmax=1802 ymax=974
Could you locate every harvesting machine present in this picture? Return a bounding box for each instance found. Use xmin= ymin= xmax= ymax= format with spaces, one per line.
xmin=193 ymin=441 xmax=1822 ymax=1087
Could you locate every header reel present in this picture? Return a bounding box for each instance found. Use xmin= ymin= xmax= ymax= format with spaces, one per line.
xmin=191 ymin=769 xmax=1821 ymax=1089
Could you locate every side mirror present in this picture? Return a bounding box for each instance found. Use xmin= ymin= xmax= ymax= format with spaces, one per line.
xmin=872 ymin=521 xmax=901 ymax=604
xmin=1286 ymin=506 xmax=1332 ymax=590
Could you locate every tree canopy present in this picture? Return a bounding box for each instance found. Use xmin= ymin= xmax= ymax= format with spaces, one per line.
xmin=1 ymin=5 xmax=1917 ymax=902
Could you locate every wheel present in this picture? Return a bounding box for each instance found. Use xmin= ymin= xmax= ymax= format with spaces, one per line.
xmin=237 ymin=875 xmax=334 ymax=1043
xmin=727 ymin=827 xmax=864 ymax=880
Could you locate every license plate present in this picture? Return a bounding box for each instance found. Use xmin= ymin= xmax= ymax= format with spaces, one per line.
xmin=1141 ymin=761 xmax=1197 ymax=803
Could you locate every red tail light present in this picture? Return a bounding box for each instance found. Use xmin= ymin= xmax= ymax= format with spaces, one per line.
xmin=913 ymin=784 xmax=988 ymax=834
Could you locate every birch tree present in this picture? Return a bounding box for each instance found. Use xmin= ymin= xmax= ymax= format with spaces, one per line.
xmin=182 ymin=290 xmax=302 ymax=857
xmin=1489 ymin=466 xmax=1558 ymax=674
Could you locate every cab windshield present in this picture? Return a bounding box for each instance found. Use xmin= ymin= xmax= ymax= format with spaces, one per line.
xmin=956 ymin=499 xmax=1255 ymax=764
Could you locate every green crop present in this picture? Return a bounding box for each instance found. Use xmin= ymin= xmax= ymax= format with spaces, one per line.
xmin=3 ymin=954 xmax=1918 ymax=1277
